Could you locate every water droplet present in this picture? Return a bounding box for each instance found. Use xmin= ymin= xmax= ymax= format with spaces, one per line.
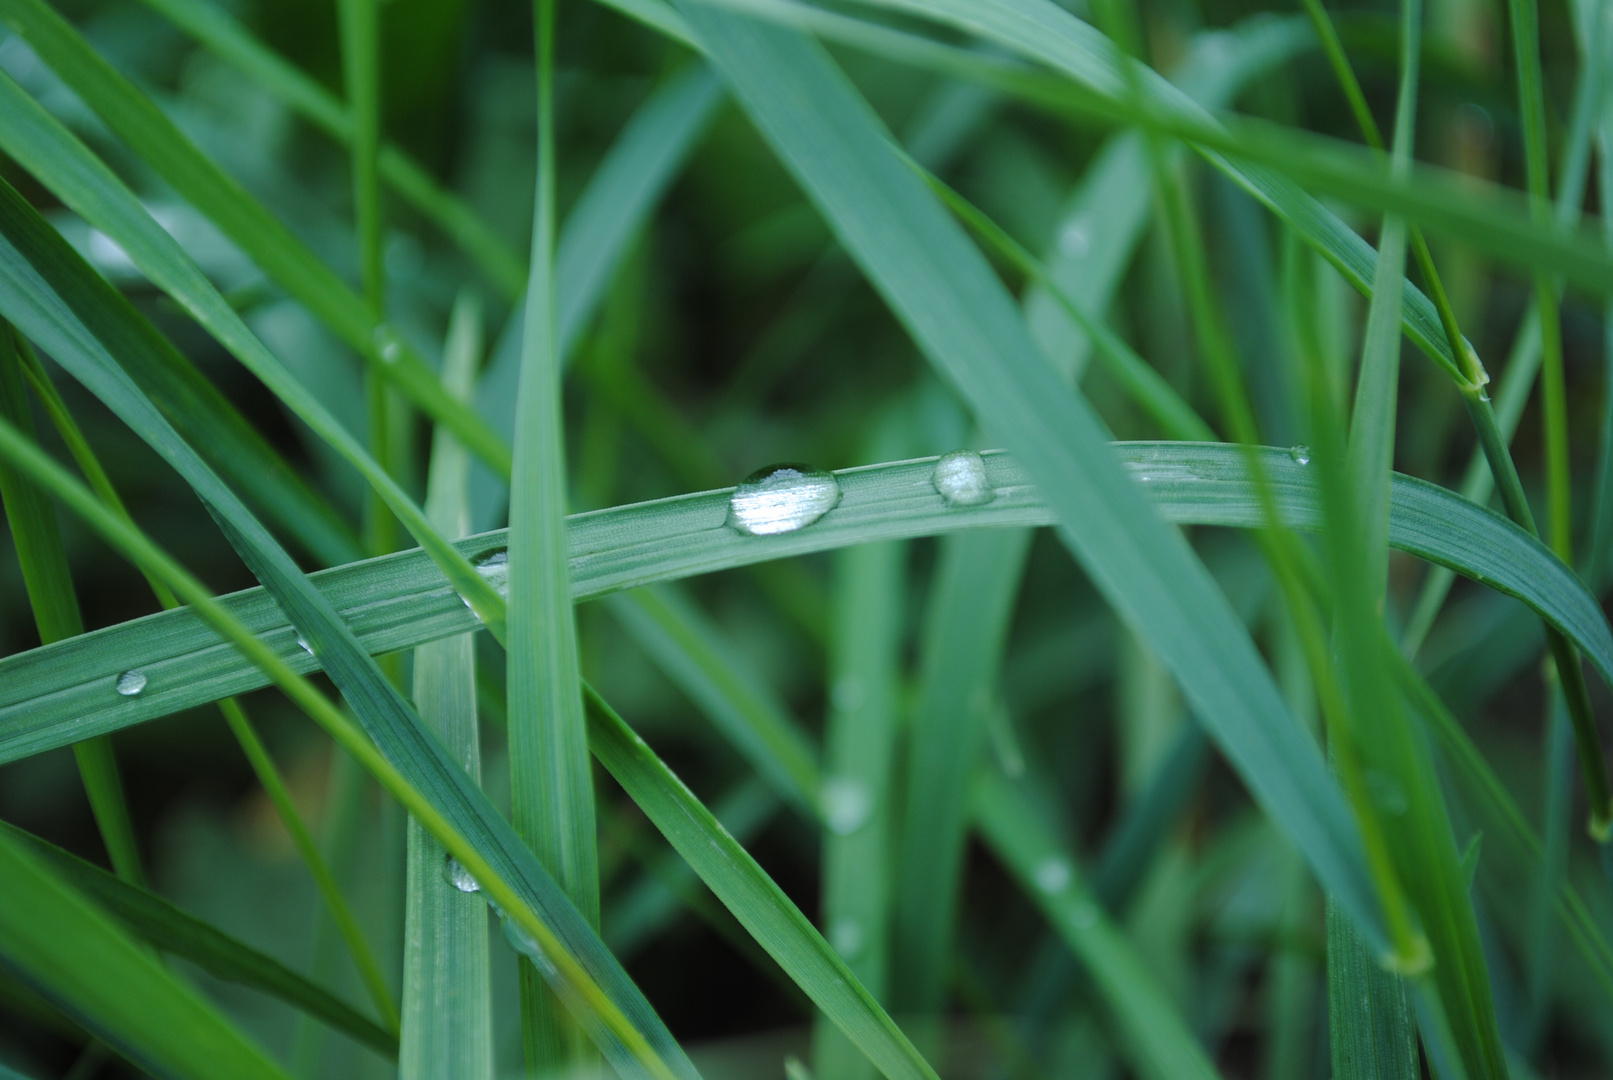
xmin=932 ymin=449 xmax=995 ymax=507
xmin=1034 ymin=856 xmax=1072 ymax=895
xmin=1058 ymin=219 xmax=1091 ymax=258
xmin=829 ymin=918 xmax=864 ymax=960
xmin=464 ymin=551 xmax=508 ymax=616
xmin=115 ymin=670 xmax=147 ymax=697
xmin=820 ymin=776 xmax=872 ymax=836
xmin=372 ymin=326 xmax=404 ymax=364
xmin=442 ymin=855 xmax=480 ymax=894
xmin=501 ymin=916 xmax=558 ymax=977
xmin=1289 ymin=444 xmax=1312 ymax=465
xmin=295 ymin=635 xmax=314 ymax=657
xmin=727 ymin=464 xmax=841 ymax=536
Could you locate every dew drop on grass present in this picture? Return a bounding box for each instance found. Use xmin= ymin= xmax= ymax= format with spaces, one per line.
xmin=1289 ymin=444 xmax=1312 ymax=465
xmin=932 ymin=449 xmax=995 ymax=507
xmin=829 ymin=918 xmax=864 ymax=960
xmin=1033 ymin=856 xmax=1072 ymax=895
xmin=727 ymin=464 xmax=841 ymax=536
xmin=295 ymin=635 xmax=314 ymax=657
xmin=820 ymin=776 xmax=872 ymax=836
xmin=115 ymin=670 xmax=147 ymax=697
xmin=442 ymin=855 xmax=480 ymax=894
xmin=501 ymin=916 xmax=558 ymax=978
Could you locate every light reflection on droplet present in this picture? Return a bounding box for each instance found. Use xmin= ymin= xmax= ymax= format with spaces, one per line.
xmin=932 ymin=449 xmax=995 ymax=507
xmin=115 ymin=670 xmax=147 ymax=697
xmin=727 ymin=464 xmax=841 ymax=536
xmin=820 ymin=776 xmax=872 ymax=836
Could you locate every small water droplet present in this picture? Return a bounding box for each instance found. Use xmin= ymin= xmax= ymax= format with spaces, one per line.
xmin=295 ymin=635 xmax=314 ymax=657
xmin=1289 ymin=444 xmax=1312 ymax=465
xmin=115 ymin=670 xmax=147 ymax=697
xmin=829 ymin=918 xmax=864 ymax=960
xmin=442 ymin=855 xmax=480 ymax=894
xmin=372 ymin=326 xmax=404 ymax=364
xmin=1034 ymin=856 xmax=1072 ymax=895
xmin=1059 ymin=218 xmax=1091 ymax=258
xmin=727 ymin=464 xmax=841 ymax=536
xmin=932 ymin=449 xmax=995 ymax=507
xmin=463 ymin=551 xmax=508 ymax=618
xmin=501 ymin=916 xmax=558 ymax=977
xmin=820 ymin=776 xmax=872 ymax=836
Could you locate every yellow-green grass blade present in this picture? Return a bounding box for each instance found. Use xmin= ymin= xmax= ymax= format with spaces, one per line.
xmin=669 ymin=0 xmax=1386 ymax=946
xmin=133 ymin=0 xmax=528 ymax=299
xmin=0 ymin=413 xmax=699 ymax=1080
xmin=973 ymin=770 xmax=1223 ymax=1080
xmin=890 ymin=528 xmax=1030 ymax=1019
xmin=402 ymin=292 xmax=493 ymax=1080
xmin=0 ymin=110 xmax=504 ymax=632
xmin=0 ymin=819 xmax=396 ymax=1058
xmin=583 ymin=687 xmax=939 ymax=1080
xmin=0 ymin=829 xmax=293 ymax=1080
xmin=0 ymin=323 xmax=141 ymax=886
xmin=507 ymin=0 xmax=598 ymax=1067
xmin=604 ymin=585 xmax=820 ymax=813
xmin=0 ymin=0 xmax=511 ymax=477
xmin=8 ymin=445 xmax=1612 ymax=764
xmin=812 ymin=535 xmax=905 ymax=1080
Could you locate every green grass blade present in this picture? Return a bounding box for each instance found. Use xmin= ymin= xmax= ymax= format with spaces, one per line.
xmin=890 ymin=529 xmax=1030 ymax=1018
xmin=605 ymin=585 xmax=820 ymax=813
xmin=0 ymin=0 xmax=512 ymax=476
xmin=0 ymin=323 xmax=142 ymax=886
xmin=0 ymin=830 xmax=294 ymax=1080
xmin=9 ymin=445 xmax=1612 ymax=763
xmin=402 ymin=292 xmax=493 ymax=1080
xmin=670 ymin=0 xmax=1386 ymax=945
xmin=1327 ymin=905 xmax=1419 ymax=1078
xmin=0 ymin=820 xmax=397 ymax=1057
xmin=973 ymin=770 xmax=1223 ymax=1080
xmin=0 ymin=410 xmax=699 ymax=1080
xmin=812 ymin=538 xmax=904 ymax=1080
xmin=584 ymin=687 xmax=940 ymax=1080
xmin=0 ymin=116 xmax=503 ymax=629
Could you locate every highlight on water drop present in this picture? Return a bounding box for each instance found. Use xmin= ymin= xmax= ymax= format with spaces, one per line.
xmin=115 ymin=670 xmax=147 ymax=697
xmin=932 ymin=449 xmax=996 ymax=507
xmin=442 ymin=854 xmax=481 ymax=894
xmin=1289 ymin=444 xmax=1312 ymax=465
xmin=727 ymin=463 xmax=842 ymax=536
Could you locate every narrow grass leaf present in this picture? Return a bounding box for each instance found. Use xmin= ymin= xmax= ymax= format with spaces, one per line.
xmin=401 ymin=292 xmax=493 ymax=1080
xmin=584 ymin=688 xmax=939 ymax=1080
xmin=8 ymin=445 xmax=1612 ymax=762
xmin=671 ymin=0 xmax=1386 ymax=945
xmin=0 ymin=830 xmax=293 ymax=1080
xmin=0 ymin=820 xmax=396 ymax=1057
xmin=0 ymin=0 xmax=512 ymax=473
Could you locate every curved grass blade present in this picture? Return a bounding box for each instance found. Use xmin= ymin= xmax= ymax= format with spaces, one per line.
xmin=584 ymin=687 xmax=940 ymax=1080
xmin=0 ymin=412 xmax=699 ymax=1080
xmin=133 ymin=0 xmax=528 ymax=299
xmin=0 ymin=0 xmax=511 ymax=476
xmin=0 ymin=820 xmax=396 ymax=1057
xmin=7 ymin=445 xmax=1612 ymax=760
xmin=0 ymin=830 xmax=294 ymax=1080
xmin=0 ymin=107 xmax=505 ymax=632
xmin=671 ymin=0 xmax=1386 ymax=945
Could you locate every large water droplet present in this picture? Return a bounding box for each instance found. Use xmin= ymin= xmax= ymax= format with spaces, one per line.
xmin=829 ymin=918 xmax=864 ymax=960
xmin=1034 ymin=856 xmax=1072 ymax=895
xmin=115 ymin=670 xmax=147 ymax=697
xmin=820 ymin=776 xmax=872 ymax=836
xmin=932 ymin=449 xmax=995 ymax=507
xmin=1289 ymin=444 xmax=1312 ymax=465
xmin=727 ymin=464 xmax=841 ymax=536
xmin=442 ymin=855 xmax=480 ymax=894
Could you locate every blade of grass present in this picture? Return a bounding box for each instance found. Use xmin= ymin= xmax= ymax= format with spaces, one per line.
xmin=0 ymin=322 xmax=141 ymax=886
xmin=0 ymin=112 xmax=505 ymax=634
xmin=10 ymin=444 xmax=1613 ymax=760
xmin=0 ymin=412 xmax=700 ymax=1080
xmin=0 ymin=0 xmax=511 ymax=476
xmin=0 ymin=820 xmax=396 ymax=1057
xmin=133 ymin=0 xmax=528 ymax=299
xmin=508 ymin=0 xmax=599 ymax=1069
xmin=0 ymin=831 xmax=295 ymax=1080
xmin=402 ymin=291 xmax=493 ymax=1080
xmin=812 ymin=537 xmax=905 ymax=1080
xmin=585 ymin=687 xmax=941 ymax=1080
